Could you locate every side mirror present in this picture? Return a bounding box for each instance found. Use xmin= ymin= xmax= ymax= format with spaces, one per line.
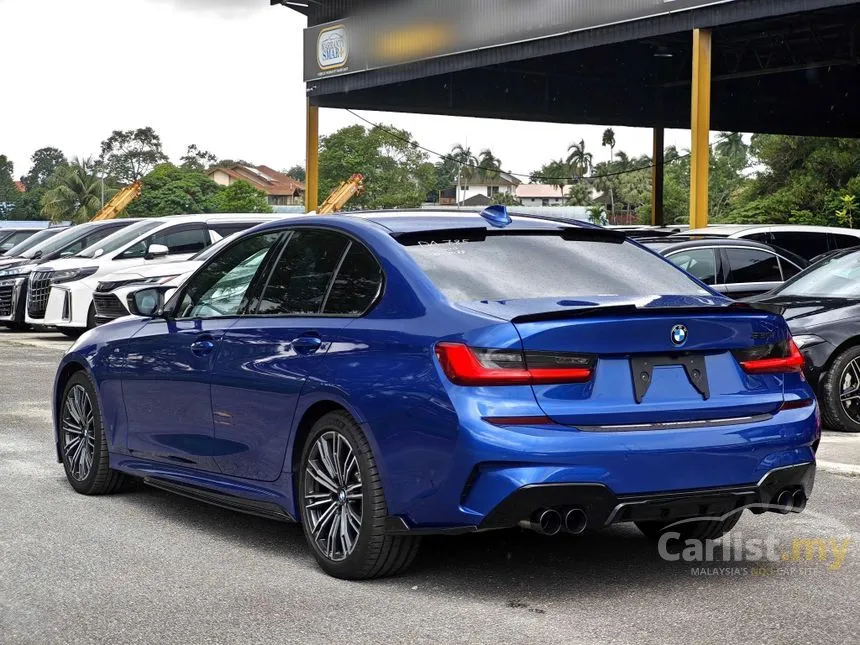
xmin=145 ymin=244 xmax=169 ymax=260
xmin=127 ymin=286 xmax=173 ymax=318
xmin=92 ymin=248 xmax=105 ymax=258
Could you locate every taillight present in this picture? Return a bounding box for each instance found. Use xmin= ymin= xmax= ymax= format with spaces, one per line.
xmin=435 ymin=343 xmax=594 ymax=386
xmin=734 ymin=339 xmax=805 ymax=374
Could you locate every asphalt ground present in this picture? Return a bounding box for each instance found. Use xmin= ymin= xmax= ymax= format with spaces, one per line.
xmin=1 ymin=333 xmax=859 ymax=645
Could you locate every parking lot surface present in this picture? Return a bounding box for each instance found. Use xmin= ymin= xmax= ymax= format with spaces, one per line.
xmin=1 ymin=335 xmax=859 ymax=645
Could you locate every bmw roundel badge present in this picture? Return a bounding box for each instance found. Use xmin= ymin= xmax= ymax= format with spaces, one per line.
xmin=671 ymin=324 xmax=688 ymax=347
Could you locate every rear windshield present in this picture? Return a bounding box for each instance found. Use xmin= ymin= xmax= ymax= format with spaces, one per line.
xmin=402 ymin=232 xmax=709 ymax=302
xmin=77 ymin=220 xmax=161 ymax=258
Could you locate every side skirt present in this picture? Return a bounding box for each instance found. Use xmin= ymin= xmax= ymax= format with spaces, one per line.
xmin=143 ymin=477 xmax=296 ymax=523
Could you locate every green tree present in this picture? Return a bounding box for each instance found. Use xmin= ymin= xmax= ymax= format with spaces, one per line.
xmin=837 ymin=194 xmax=857 ymax=228
xmin=450 ymin=143 xmax=478 ymax=202
xmin=99 ymin=127 xmax=169 ymax=184
xmin=126 ymin=163 xmax=223 ymax=217
xmin=41 ymin=158 xmax=109 ymax=223
xmin=179 ymin=144 xmax=217 ymax=172
xmin=207 ymin=180 xmax=272 ymax=213
xmin=601 ymin=128 xmax=616 ymax=163
xmin=566 ymin=139 xmax=593 ymax=180
xmin=477 ymin=149 xmax=503 ymax=182
xmin=318 ymin=125 xmax=436 ymax=209
xmin=22 ymin=147 xmax=68 ymax=189
xmin=285 ymin=165 xmax=306 ymax=182
xmin=530 ymin=159 xmax=571 ymax=190
xmin=566 ymin=182 xmax=591 ymax=206
xmin=0 ymin=155 xmax=22 ymax=218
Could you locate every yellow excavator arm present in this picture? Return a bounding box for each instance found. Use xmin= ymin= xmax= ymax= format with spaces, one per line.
xmin=317 ymin=174 xmax=364 ymax=215
xmin=91 ymin=180 xmax=142 ymax=221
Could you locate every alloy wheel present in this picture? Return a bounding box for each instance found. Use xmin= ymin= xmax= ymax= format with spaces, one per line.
xmin=303 ymin=431 xmax=363 ymax=562
xmin=62 ymin=384 xmax=96 ymax=481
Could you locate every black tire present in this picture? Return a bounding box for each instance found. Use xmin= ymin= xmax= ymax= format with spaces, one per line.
xmin=636 ymin=511 xmax=742 ymax=542
xmin=298 ymin=411 xmax=420 ymax=580
xmin=820 ymin=346 xmax=860 ymax=433
xmin=58 ymin=372 xmax=136 ymax=495
xmin=59 ymin=328 xmax=84 ymax=339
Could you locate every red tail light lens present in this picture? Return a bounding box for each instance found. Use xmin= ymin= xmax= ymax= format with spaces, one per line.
xmin=735 ymin=340 xmax=805 ymax=374
xmin=435 ymin=343 xmax=594 ymax=386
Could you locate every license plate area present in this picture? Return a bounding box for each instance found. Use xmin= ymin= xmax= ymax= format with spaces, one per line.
xmin=630 ymin=354 xmax=710 ymax=404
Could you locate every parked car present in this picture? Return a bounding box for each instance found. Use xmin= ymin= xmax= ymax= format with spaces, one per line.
xmin=53 ymin=208 xmax=818 ymax=580
xmin=0 ymin=221 xmax=136 ymax=329
xmin=747 ymin=248 xmax=860 ymax=433
xmin=26 ymin=214 xmax=276 ymax=335
xmin=0 ymin=226 xmax=69 ymax=266
xmin=0 ymin=228 xmax=43 ymax=254
xmin=92 ymin=220 xmax=284 ymax=325
xmin=638 ymin=237 xmax=807 ymax=298
xmin=684 ymin=225 xmax=860 ymax=261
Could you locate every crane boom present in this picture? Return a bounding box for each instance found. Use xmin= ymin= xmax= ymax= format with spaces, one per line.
xmin=317 ymin=174 xmax=364 ymax=215
xmin=91 ymin=180 xmax=142 ymax=221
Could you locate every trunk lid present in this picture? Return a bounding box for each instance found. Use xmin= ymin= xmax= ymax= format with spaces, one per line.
xmin=462 ymin=296 xmax=790 ymax=426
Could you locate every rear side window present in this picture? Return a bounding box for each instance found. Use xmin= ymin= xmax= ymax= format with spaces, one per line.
xmin=767 ymin=232 xmax=829 ymax=259
xmin=402 ymin=233 xmax=709 ymax=302
xmin=210 ymin=223 xmax=260 ymax=238
xmin=830 ymin=233 xmax=860 ymax=250
xmin=666 ymin=249 xmax=718 ymax=285
xmin=779 ymin=258 xmax=803 ymax=280
xmin=257 ymin=229 xmax=350 ymax=315
xmin=724 ymin=249 xmax=781 ymax=283
xmin=324 ymin=243 xmax=383 ymax=315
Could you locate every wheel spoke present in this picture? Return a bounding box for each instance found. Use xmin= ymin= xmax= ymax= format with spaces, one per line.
xmin=317 ymin=435 xmax=339 ymax=483
xmin=307 ymin=460 xmax=339 ymax=493
xmin=326 ymin=510 xmax=341 ymax=558
xmin=311 ymin=502 xmax=339 ymax=539
xmin=340 ymin=506 xmax=354 ymax=553
xmin=346 ymin=505 xmax=362 ymax=533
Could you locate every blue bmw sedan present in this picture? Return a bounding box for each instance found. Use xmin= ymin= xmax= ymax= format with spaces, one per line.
xmin=53 ymin=208 xmax=819 ymax=579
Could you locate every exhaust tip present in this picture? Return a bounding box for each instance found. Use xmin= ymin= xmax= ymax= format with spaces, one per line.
xmin=791 ymin=490 xmax=807 ymax=513
xmin=564 ymin=508 xmax=588 ymax=535
xmin=775 ymin=490 xmax=794 ymax=514
xmin=537 ymin=509 xmax=562 ymax=536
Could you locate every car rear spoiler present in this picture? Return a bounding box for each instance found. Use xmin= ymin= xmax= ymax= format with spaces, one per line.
xmin=511 ymin=301 xmax=786 ymax=324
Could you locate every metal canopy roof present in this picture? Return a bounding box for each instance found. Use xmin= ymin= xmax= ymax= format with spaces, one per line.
xmin=281 ymin=0 xmax=860 ymax=136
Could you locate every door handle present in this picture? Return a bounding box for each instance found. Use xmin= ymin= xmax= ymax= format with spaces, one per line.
xmin=292 ymin=335 xmax=323 ymax=355
xmin=190 ymin=339 xmax=216 ymax=356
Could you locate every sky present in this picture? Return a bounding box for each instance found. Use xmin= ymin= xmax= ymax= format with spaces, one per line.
xmin=1 ymin=0 xmax=697 ymax=182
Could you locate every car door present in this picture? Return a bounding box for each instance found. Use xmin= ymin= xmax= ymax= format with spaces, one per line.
xmin=665 ymin=248 xmax=722 ymax=292
xmin=115 ymin=223 xmax=212 ymax=265
xmin=121 ymin=230 xmax=282 ymax=471
xmin=718 ymin=247 xmax=784 ymax=298
xmin=211 ymin=227 xmax=368 ymax=481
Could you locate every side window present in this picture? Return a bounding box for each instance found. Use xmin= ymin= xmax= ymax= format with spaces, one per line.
xmin=667 ymin=249 xmax=717 ymax=285
xmin=768 ymin=232 xmax=828 ymax=259
xmin=175 ymin=232 xmax=280 ymax=319
xmin=257 ymin=229 xmax=350 ymax=316
xmin=744 ymin=233 xmax=771 ymax=245
xmin=210 ymin=223 xmax=257 ymax=238
xmin=324 ymin=242 xmax=383 ymax=315
xmin=63 ymin=227 xmax=123 ymax=257
xmin=724 ymin=249 xmax=782 ymax=283
xmin=830 ymin=233 xmax=860 ymax=250
xmin=156 ymin=226 xmax=210 ymax=255
xmin=779 ymin=258 xmax=802 ymax=280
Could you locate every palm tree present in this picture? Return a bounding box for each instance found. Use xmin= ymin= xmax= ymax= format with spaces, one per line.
xmin=41 ymin=158 xmax=111 ymax=223
xmin=566 ymin=139 xmax=593 ymax=180
xmin=602 ymin=128 xmax=616 ymax=163
xmin=450 ymin=144 xmax=478 ymax=204
xmin=614 ymin=150 xmax=631 ymax=170
xmin=478 ymin=149 xmax=503 ymax=183
xmin=715 ymin=132 xmax=747 ymax=167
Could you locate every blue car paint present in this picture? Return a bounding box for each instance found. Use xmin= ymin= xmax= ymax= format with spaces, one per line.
xmin=54 ymin=213 xmax=819 ymax=531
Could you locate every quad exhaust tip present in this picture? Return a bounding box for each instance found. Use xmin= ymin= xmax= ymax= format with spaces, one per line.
xmin=564 ymin=508 xmax=588 ymax=535
xmin=519 ymin=508 xmax=588 ymax=536
xmin=774 ymin=488 xmax=807 ymax=514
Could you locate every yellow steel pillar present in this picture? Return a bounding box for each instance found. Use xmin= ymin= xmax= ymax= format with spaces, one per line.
xmin=306 ymin=100 xmax=320 ymax=213
xmin=651 ymin=126 xmax=665 ymax=227
xmin=689 ymin=28 xmax=712 ymax=229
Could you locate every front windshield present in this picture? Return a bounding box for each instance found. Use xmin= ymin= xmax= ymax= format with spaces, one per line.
xmin=77 ymin=220 xmax=161 ymax=258
xmin=4 ymin=228 xmax=66 ymax=257
xmin=778 ymin=251 xmax=860 ymax=298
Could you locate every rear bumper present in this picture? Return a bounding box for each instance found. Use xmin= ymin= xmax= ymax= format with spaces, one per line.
xmin=384 ymin=401 xmax=820 ymax=533
xmin=388 ymin=462 xmax=815 ymax=534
